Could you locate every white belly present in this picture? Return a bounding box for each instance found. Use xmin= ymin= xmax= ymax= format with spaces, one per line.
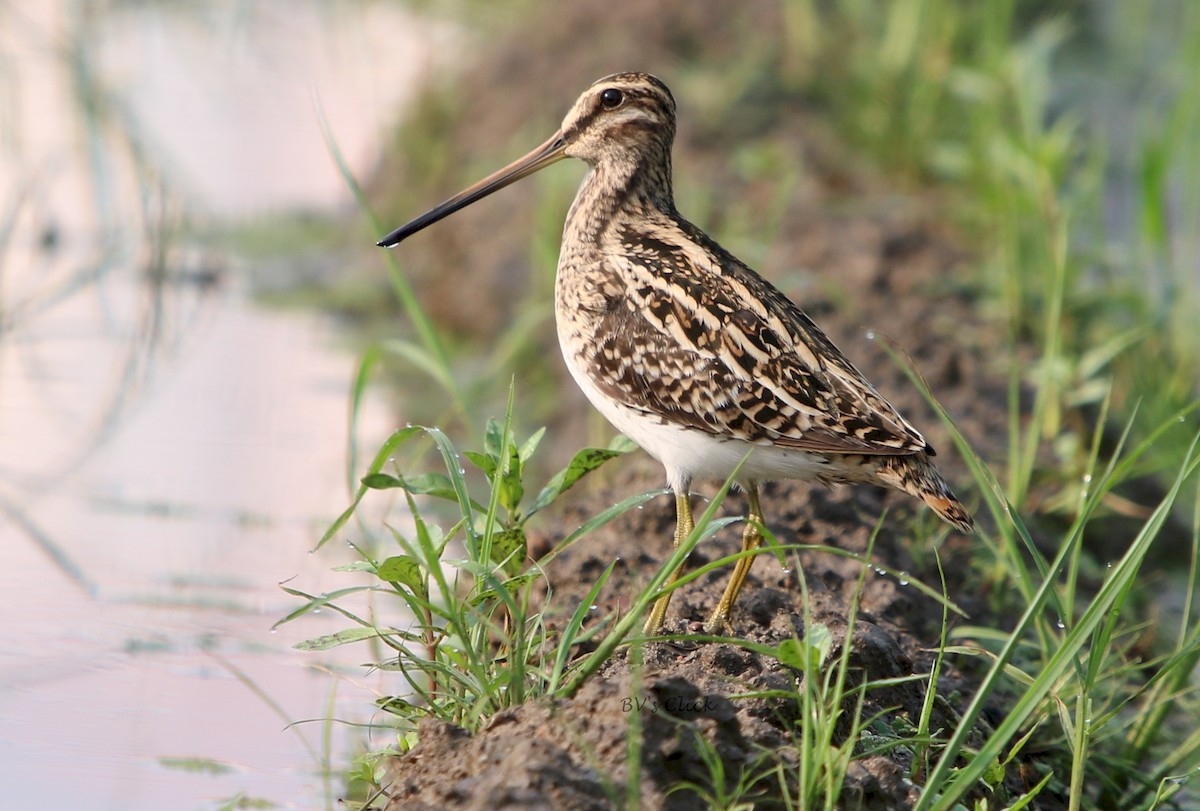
xmin=560 ymin=344 xmax=833 ymax=493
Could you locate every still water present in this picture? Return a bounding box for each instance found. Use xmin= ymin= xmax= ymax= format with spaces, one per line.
xmin=0 ymin=2 xmax=453 ymax=807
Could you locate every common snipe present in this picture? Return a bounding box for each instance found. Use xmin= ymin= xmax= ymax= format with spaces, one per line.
xmin=378 ymin=72 xmax=973 ymax=636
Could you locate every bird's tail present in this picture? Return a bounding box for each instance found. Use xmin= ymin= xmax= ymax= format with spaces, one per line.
xmin=876 ymin=454 xmax=974 ymax=533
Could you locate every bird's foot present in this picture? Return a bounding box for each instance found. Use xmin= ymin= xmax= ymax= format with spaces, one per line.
xmin=702 ymin=610 xmax=732 ymax=637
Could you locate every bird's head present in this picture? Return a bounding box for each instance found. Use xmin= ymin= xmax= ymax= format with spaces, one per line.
xmin=377 ymin=72 xmax=675 ymax=248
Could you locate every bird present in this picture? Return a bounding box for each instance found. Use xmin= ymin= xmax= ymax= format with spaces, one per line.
xmin=377 ymin=72 xmax=973 ymax=636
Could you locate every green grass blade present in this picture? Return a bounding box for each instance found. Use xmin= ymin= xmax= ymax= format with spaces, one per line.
xmin=536 ymin=488 xmax=669 ymax=567
xmin=318 ymin=425 xmax=422 ymax=549
xmin=547 ymin=559 xmax=617 ymax=695
xmin=314 ymin=97 xmax=467 ymax=420
xmin=918 ymin=429 xmax=1200 ymax=811
xmin=560 ymin=459 xmax=747 ymax=697
xmin=421 ymin=425 xmax=479 ymax=556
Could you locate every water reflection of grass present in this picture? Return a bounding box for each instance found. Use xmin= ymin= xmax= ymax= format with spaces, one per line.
xmin=5 ymin=6 xmax=402 ymax=810
xmin=300 ymin=1 xmax=1200 ymax=808
xmin=1 ymin=4 xmax=214 ymax=596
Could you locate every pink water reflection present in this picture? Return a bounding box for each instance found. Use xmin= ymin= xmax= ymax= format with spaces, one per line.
xmin=0 ymin=1 xmax=447 ymax=807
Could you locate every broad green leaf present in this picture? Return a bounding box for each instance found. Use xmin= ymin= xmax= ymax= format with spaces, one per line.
xmin=463 ymin=450 xmax=494 ymax=477
xmin=499 ymin=442 xmax=524 ymax=513
xmin=364 ymin=471 xmax=461 ymax=501
xmin=362 ymin=472 xmax=404 ymax=490
xmin=469 ymin=574 xmax=537 ymax=606
xmin=519 ymin=427 xmax=547 ymax=464
xmin=484 ymin=417 xmax=504 ymax=459
xmin=489 ymin=528 xmax=528 ymax=578
xmin=608 ymin=434 xmax=639 ymax=453
xmin=776 ymin=638 xmax=807 ymax=670
xmin=807 ymin=622 xmax=833 ymax=667
xmin=377 ymin=555 xmax=424 ymax=594
xmin=376 ymin=695 xmax=423 ymax=717
xmin=776 ymin=624 xmax=832 ymax=672
xmin=982 ymin=756 xmax=1005 ymax=787
xmin=478 ymin=420 xmax=524 ymax=514
xmin=532 ymin=447 xmax=628 ymax=514
xmin=400 ymin=472 xmax=459 ymax=500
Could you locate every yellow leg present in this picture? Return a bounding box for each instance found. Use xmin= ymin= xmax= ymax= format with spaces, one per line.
xmin=643 ymin=489 xmax=693 ymax=635
xmin=705 ymin=483 xmax=764 ymax=635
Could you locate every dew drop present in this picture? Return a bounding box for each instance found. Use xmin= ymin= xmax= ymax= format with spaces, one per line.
xmin=1056 ymin=618 xmax=1065 ymax=629
xmin=614 ymin=556 xmax=622 ymax=562
xmin=898 ymin=572 xmax=910 ymax=586
xmin=865 ymin=330 xmax=876 ymax=341
xmin=269 ymin=628 xmax=278 ymax=635
xmin=1082 ymin=473 xmax=1092 ymax=484
xmin=589 ymin=604 xmax=599 ymax=612
xmin=780 ymin=567 xmax=792 ymax=575
xmin=313 ymin=608 xmax=322 ymax=615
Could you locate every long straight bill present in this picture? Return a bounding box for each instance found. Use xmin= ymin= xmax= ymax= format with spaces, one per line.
xmin=377 ymin=132 xmax=567 ymax=247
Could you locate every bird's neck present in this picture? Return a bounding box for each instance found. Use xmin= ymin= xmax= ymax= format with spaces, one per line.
xmin=563 ymin=150 xmax=675 ymax=245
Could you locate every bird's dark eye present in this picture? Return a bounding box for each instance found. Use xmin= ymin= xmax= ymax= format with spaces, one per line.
xmin=600 ymin=88 xmax=624 ymax=109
